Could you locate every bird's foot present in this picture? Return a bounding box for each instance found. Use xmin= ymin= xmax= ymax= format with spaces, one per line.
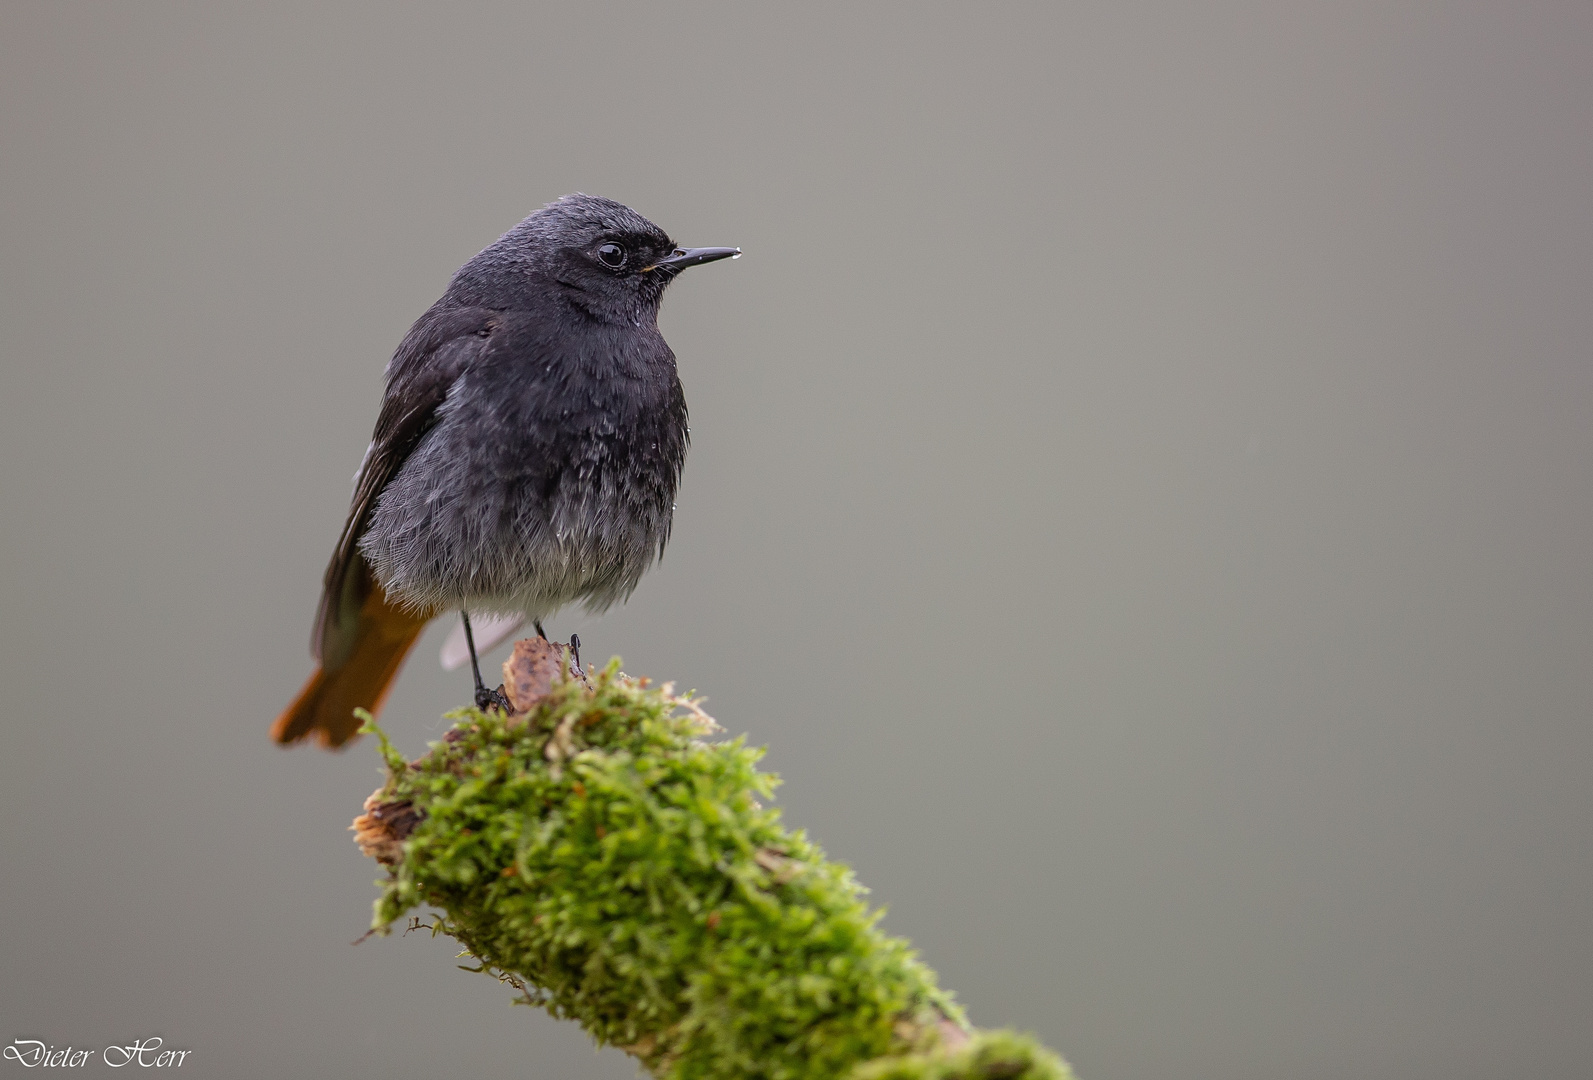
xmin=475 ymin=683 xmax=513 ymax=713
xmin=569 ymin=633 xmax=582 ymax=676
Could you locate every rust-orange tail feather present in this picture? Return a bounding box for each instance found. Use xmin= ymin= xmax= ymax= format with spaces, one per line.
xmin=272 ymin=587 xmax=429 ymax=749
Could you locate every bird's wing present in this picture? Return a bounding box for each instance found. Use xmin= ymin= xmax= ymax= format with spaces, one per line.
xmin=439 ymin=613 xmax=528 ymax=671
xmin=311 ymin=305 xmax=500 ymax=667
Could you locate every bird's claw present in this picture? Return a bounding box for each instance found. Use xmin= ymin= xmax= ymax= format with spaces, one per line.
xmin=475 ymin=683 xmax=513 ymax=713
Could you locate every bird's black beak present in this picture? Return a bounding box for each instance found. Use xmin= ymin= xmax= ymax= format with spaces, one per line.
xmin=644 ymin=246 xmax=741 ymax=272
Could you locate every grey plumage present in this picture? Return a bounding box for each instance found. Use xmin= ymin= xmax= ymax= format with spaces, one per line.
xmin=357 ymin=195 xmax=689 ymax=617
xmin=357 ymin=305 xmax=687 ymax=623
xmin=318 ymin=194 xmax=727 ymax=667
xmin=278 ymin=194 xmax=735 ymax=747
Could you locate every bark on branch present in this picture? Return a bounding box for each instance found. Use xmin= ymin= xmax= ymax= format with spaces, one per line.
xmin=352 ymin=639 xmax=1072 ymax=1080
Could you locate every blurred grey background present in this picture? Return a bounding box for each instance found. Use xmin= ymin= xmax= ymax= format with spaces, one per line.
xmin=2 ymin=3 xmax=1590 ymax=1078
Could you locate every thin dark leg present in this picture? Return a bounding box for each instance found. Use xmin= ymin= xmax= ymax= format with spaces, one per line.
xmin=461 ymin=611 xmax=511 ymax=712
xmin=569 ymin=633 xmax=582 ymax=675
xmin=460 ymin=611 xmax=483 ymax=691
xmin=534 ymin=620 xmax=547 ymax=640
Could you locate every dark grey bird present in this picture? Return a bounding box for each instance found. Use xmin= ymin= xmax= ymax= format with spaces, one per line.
xmin=274 ymin=194 xmax=738 ymax=747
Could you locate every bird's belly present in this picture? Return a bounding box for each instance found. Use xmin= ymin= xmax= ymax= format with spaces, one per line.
xmin=358 ymin=439 xmax=673 ymax=620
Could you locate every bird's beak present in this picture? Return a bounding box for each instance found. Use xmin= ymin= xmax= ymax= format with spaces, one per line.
xmin=643 ymin=246 xmax=742 ymax=272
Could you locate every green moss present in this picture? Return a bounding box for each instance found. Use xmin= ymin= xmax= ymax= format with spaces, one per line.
xmin=363 ymin=661 xmax=1072 ymax=1080
xmin=852 ymin=1030 xmax=1072 ymax=1080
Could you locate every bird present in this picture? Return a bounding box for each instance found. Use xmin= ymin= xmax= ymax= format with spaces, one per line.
xmin=273 ymin=194 xmax=738 ymax=748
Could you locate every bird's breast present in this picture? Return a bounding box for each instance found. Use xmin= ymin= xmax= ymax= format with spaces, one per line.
xmin=359 ymin=358 xmax=687 ymax=618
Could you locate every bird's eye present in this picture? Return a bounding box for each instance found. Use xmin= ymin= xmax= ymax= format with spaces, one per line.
xmin=596 ymin=242 xmax=627 ymax=269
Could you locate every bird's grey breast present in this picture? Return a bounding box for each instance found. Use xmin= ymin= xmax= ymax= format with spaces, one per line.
xmin=359 ymin=318 xmax=688 ymax=620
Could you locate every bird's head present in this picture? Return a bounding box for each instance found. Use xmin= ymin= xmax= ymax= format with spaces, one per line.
xmin=449 ymin=194 xmax=739 ymax=324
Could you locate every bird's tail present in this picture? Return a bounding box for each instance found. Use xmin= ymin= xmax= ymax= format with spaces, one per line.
xmin=272 ymin=586 xmax=429 ymax=749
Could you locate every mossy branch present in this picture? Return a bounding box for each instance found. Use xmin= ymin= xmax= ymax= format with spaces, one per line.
xmin=352 ymin=639 xmax=1073 ymax=1080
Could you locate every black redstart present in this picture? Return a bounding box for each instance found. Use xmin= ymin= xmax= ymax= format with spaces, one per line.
xmin=274 ymin=194 xmax=737 ymax=747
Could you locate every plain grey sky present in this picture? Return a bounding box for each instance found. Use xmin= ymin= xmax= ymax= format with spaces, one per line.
xmin=2 ymin=3 xmax=1590 ymax=1078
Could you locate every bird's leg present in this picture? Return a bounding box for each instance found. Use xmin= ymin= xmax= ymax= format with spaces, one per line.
xmin=534 ymin=620 xmax=547 ymax=640
xmin=569 ymin=633 xmax=582 ymax=676
xmin=461 ymin=611 xmax=511 ymax=712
